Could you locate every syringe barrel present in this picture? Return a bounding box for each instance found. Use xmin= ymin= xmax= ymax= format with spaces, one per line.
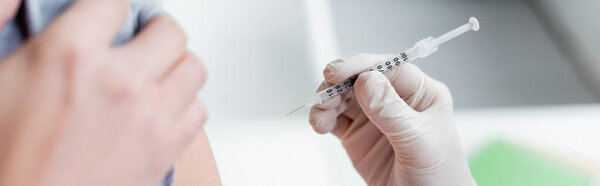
xmin=306 ymin=17 xmax=478 ymax=108
xmin=314 ymin=52 xmax=413 ymax=104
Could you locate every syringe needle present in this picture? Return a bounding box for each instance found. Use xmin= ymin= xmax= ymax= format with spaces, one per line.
xmin=285 ymin=105 xmax=306 ymax=116
xmin=295 ymin=17 xmax=479 ymax=112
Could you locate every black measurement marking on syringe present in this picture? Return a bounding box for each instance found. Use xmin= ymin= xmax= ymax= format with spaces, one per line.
xmin=326 ymin=89 xmax=333 ymax=97
xmin=349 ymin=75 xmax=358 ymax=82
xmin=326 ymin=53 xmax=409 ymax=99
xmin=401 ymin=52 xmax=408 ymax=61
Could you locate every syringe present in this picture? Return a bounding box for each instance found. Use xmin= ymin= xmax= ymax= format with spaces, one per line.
xmin=286 ymin=17 xmax=480 ymax=116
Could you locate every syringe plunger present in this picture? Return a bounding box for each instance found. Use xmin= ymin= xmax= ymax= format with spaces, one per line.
xmin=286 ymin=17 xmax=479 ymax=116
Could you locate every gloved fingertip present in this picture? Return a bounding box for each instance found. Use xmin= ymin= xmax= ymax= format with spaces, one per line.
xmin=354 ymin=71 xmax=417 ymax=121
xmin=355 ymin=71 xmax=389 ymax=93
xmin=309 ymin=108 xmax=336 ymax=134
xmin=323 ymin=62 xmax=339 ymax=83
xmin=309 ymin=117 xmax=332 ymax=134
xmin=312 ymin=125 xmax=331 ymax=134
xmin=390 ymin=63 xmax=425 ymax=98
xmin=353 ymin=71 xmax=390 ymax=111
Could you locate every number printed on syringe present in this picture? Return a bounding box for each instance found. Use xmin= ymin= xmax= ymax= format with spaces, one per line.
xmin=322 ymin=52 xmax=409 ymax=101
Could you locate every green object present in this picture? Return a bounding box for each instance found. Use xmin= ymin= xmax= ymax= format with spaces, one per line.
xmin=469 ymin=140 xmax=594 ymax=186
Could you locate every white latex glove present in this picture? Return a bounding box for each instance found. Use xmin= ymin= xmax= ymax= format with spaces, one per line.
xmin=309 ymin=54 xmax=474 ymax=186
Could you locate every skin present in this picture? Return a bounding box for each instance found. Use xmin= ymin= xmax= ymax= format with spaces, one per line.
xmin=174 ymin=130 xmax=222 ymax=186
xmin=0 ymin=0 xmax=220 ymax=185
xmin=0 ymin=0 xmax=20 ymax=28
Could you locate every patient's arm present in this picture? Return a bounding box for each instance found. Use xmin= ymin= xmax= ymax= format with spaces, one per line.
xmin=174 ymin=129 xmax=222 ymax=186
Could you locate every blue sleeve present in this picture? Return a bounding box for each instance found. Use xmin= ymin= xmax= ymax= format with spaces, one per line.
xmin=0 ymin=0 xmax=164 ymax=59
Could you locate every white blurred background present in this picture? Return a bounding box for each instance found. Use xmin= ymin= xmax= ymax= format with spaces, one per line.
xmin=157 ymin=0 xmax=600 ymax=185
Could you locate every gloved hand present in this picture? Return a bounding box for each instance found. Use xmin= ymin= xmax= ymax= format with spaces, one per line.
xmin=309 ymin=54 xmax=474 ymax=186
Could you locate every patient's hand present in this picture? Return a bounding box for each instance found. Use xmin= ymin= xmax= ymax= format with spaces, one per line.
xmin=0 ymin=1 xmax=208 ymax=185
